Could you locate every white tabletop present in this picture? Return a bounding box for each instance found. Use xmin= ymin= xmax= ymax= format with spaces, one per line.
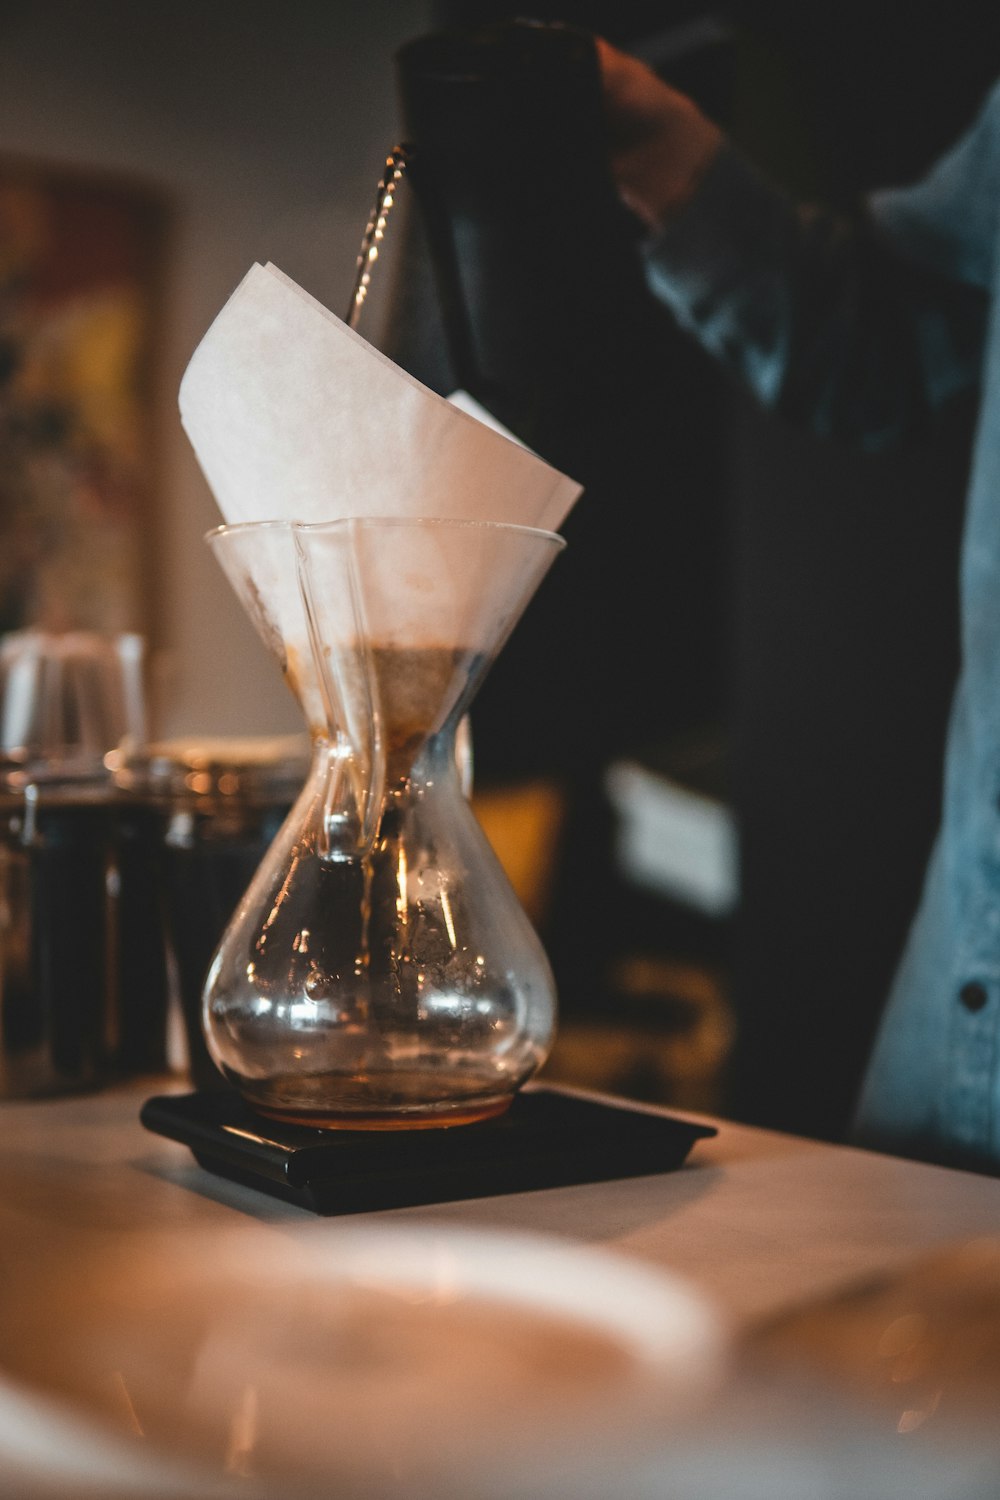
xmin=4 ymin=1079 xmax=1000 ymax=1499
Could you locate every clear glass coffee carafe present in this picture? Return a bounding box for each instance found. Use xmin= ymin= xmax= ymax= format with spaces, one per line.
xmin=204 ymin=516 xmax=565 ymax=1128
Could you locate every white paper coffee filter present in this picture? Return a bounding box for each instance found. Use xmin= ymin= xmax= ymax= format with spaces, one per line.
xmin=179 ymin=263 xmax=582 ymax=534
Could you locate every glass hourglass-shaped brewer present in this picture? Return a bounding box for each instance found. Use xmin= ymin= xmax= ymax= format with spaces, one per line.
xmin=204 ymin=516 xmax=565 ymax=1128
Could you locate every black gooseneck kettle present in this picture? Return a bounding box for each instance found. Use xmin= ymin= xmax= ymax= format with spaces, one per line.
xmin=393 ymin=17 xmax=680 ymax=457
xmin=391 ymin=17 xmax=730 ymax=1020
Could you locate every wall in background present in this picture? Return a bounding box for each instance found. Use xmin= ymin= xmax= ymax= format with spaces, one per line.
xmin=0 ymin=0 xmax=431 ymax=740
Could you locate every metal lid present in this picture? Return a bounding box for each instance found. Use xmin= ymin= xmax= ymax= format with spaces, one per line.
xmin=130 ymin=734 xmax=311 ymax=810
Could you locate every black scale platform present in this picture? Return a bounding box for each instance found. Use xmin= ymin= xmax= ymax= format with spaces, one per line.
xmin=140 ymin=1087 xmax=716 ymax=1216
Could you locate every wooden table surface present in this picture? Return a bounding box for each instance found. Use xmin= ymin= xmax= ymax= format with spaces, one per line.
xmin=3 ymin=1079 xmax=1000 ymax=1499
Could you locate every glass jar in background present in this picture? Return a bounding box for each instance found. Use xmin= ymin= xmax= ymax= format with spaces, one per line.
xmin=0 ymin=773 xmax=108 ymax=1096
xmin=0 ymin=631 xmax=169 ymax=1098
xmin=148 ymin=737 xmax=311 ymax=1091
xmin=0 ymin=772 xmax=172 ymax=1097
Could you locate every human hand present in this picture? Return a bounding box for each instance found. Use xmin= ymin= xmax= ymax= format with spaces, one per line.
xmin=596 ymin=37 xmax=723 ymax=230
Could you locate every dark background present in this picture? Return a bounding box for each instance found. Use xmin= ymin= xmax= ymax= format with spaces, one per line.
xmin=388 ymin=2 xmax=1000 ymax=1140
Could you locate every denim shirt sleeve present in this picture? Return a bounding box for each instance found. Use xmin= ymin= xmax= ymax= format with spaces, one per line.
xmin=641 ymin=90 xmax=1000 ymax=451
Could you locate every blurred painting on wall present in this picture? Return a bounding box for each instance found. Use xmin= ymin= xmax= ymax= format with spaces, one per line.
xmin=0 ymin=158 xmax=167 ymax=636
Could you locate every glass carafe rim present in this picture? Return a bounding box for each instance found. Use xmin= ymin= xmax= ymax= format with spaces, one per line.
xmin=205 ymin=515 xmax=567 ymax=549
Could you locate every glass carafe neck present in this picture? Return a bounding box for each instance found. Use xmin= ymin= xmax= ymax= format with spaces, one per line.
xmin=315 ymin=721 xmax=464 ymax=865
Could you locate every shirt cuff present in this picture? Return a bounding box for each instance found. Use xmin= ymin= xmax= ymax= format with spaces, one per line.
xmin=641 ymin=143 xmax=794 ymax=330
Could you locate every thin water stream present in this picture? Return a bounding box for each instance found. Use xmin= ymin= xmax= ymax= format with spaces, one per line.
xmin=346 ymin=145 xmax=411 ymax=330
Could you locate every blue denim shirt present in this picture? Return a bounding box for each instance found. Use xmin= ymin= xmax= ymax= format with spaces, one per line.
xmin=643 ymin=83 xmax=1000 ymax=1168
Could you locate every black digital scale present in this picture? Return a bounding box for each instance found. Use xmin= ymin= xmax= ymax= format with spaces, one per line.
xmin=141 ymin=1086 xmax=716 ymax=1217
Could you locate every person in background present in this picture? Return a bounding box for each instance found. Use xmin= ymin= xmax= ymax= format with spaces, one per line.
xmin=597 ymin=37 xmax=1000 ymax=1171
